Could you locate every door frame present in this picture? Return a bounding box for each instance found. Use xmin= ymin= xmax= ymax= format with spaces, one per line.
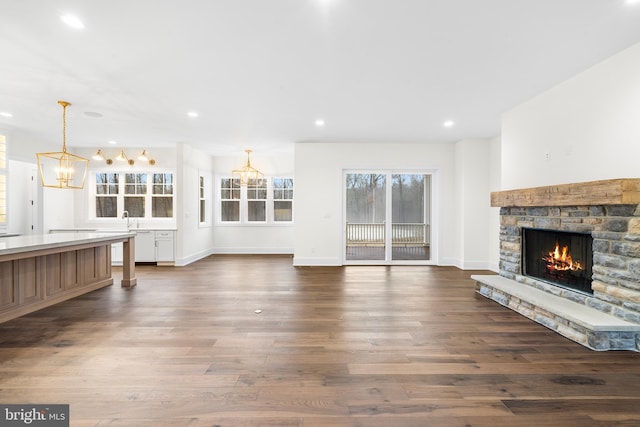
xmin=342 ymin=169 xmax=438 ymax=266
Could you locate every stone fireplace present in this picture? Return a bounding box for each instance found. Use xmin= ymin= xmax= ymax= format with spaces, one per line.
xmin=473 ymin=179 xmax=640 ymax=351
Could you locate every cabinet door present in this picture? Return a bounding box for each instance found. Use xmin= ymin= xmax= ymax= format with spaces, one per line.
xmin=111 ymin=242 xmax=123 ymax=265
xmin=134 ymin=230 xmax=156 ymax=262
xmin=155 ymin=231 xmax=174 ymax=262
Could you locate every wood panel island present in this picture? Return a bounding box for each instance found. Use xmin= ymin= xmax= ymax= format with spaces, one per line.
xmin=0 ymin=232 xmax=136 ymax=323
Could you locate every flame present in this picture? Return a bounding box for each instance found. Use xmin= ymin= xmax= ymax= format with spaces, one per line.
xmin=542 ymin=241 xmax=583 ymax=272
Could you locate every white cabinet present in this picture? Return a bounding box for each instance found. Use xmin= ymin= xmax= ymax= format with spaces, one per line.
xmin=133 ymin=229 xmax=175 ymax=265
xmin=112 ymin=242 xmax=123 ymax=265
xmin=134 ymin=230 xmax=156 ymax=262
xmin=50 ymin=228 xmax=174 ymax=265
xmin=155 ymin=230 xmax=175 ymax=264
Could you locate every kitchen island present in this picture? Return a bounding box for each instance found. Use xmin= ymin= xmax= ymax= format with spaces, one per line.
xmin=0 ymin=232 xmax=136 ymax=323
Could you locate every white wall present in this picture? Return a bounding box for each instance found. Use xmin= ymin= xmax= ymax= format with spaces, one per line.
xmin=210 ymin=151 xmax=295 ymax=254
xmin=455 ymin=139 xmax=493 ymax=270
xmin=488 ymin=136 xmax=501 ymax=272
xmin=293 ymin=141 xmax=495 ymax=268
xmin=175 ymin=143 xmax=215 ymax=266
xmin=43 ymin=187 xmax=75 ymax=232
xmin=502 ymin=41 xmax=640 ymax=190
xmin=6 ymin=129 xmax=57 ymax=163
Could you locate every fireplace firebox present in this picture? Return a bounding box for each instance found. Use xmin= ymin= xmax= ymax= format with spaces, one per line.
xmin=522 ymin=228 xmax=593 ymax=294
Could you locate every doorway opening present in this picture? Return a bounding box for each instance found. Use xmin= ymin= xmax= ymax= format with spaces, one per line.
xmin=344 ymin=172 xmax=432 ymax=264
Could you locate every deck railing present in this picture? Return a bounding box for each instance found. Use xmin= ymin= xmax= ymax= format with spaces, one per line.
xmin=346 ymin=223 xmax=429 ymax=246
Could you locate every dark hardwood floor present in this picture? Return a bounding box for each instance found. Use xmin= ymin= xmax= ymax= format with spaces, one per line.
xmin=1 ymin=255 xmax=639 ymax=426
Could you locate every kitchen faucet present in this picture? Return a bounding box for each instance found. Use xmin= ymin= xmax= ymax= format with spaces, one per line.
xmin=122 ymin=210 xmax=131 ymax=228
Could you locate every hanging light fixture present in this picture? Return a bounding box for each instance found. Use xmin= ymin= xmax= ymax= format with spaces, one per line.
xmin=232 ymin=149 xmax=263 ymax=185
xmin=36 ymin=100 xmax=89 ymax=189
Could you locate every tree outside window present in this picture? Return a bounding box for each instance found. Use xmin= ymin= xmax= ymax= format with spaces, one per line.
xmin=273 ymin=178 xmax=293 ymax=222
xmin=96 ymin=173 xmax=119 ymax=218
xmin=124 ymin=173 xmax=147 ymax=217
xmin=219 ymin=176 xmax=293 ymax=224
xmin=247 ymin=178 xmax=267 ymax=222
xmin=91 ymin=172 xmax=174 ymax=220
xmin=152 ymin=173 xmax=173 ymax=218
xmin=220 ymin=178 xmax=240 ymax=222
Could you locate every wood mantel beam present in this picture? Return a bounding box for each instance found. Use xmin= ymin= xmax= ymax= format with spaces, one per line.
xmin=491 ymin=178 xmax=640 ymax=207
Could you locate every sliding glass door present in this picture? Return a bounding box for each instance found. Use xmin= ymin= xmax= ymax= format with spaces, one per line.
xmin=345 ymin=173 xmax=387 ymax=261
xmin=345 ymin=172 xmax=431 ymax=264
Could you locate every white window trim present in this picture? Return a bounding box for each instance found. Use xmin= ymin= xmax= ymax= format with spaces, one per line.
xmin=198 ymin=169 xmax=212 ymax=228
xmin=89 ymin=170 xmax=176 ymax=221
xmin=216 ymin=175 xmax=294 ymax=226
xmin=246 ymin=178 xmax=268 ymax=223
xmin=272 ymin=177 xmax=294 ymax=223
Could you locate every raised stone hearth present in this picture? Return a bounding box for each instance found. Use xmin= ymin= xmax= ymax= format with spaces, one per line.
xmin=475 ymin=179 xmax=640 ymax=351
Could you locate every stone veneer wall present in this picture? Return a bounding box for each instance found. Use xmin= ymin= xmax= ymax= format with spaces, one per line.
xmin=499 ymin=204 xmax=640 ymax=324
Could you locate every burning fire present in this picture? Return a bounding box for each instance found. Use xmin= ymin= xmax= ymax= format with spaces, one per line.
xmin=542 ymin=242 xmax=583 ymax=272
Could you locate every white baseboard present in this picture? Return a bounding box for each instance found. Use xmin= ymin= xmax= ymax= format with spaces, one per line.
xmin=175 ymin=248 xmax=215 ymax=267
xmin=438 ymin=257 xmax=493 ymax=270
xmin=293 ymin=257 xmax=342 ymax=266
xmin=213 ymin=247 xmax=294 ymax=255
xmin=438 ymin=257 xmax=463 ymax=268
xmin=461 ymin=260 xmax=493 ymax=270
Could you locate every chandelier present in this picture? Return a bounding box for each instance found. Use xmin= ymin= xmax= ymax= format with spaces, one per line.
xmin=232 ymin=149 xmax=263 ymax=185
xmin=36 ymin=100 xmax=89 ymax=189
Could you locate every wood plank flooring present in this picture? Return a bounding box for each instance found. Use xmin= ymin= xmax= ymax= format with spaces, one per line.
xmin=1 ymin=254 xmax=639 ymax=426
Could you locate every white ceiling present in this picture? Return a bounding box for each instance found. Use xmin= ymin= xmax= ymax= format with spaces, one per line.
xmin=1 ymin=0 xmax=640 ymax=156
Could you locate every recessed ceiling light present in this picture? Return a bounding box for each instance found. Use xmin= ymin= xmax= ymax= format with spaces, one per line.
xmin=626 ymin=0 xmax=639 ymax=4
xmin=61 ymin=14 xmax=85 ymax=29
xmin=108 ymin=140 xmax=117 ymax=145
xmin=315 ymin=119 xmax=325 ymax=127
xmin=84 ymin=111 xmax=103 ymax=118
xmin=0 ymin=112 xmax=13 ymax=118
xmin=188 ymin=111 xmax=199 ymax=118
xmin=443 ymin=120 xmax=455 ymax=127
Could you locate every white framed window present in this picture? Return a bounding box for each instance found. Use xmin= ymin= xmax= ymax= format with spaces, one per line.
xmin=220 ymin=178 xmax=240 ymax=222
xmin=198 ymin=171 xmax=212 ymax=227
xmin=124 ymin=173 xmax=147 ymax=217
xmin=95 ymin=172 xmax=119 ymax=218
xmin=218 ymin=176 xmax=293 ymax=224
xmin=91 ymin=171 xmax=174 ymax=219
xmin=199 ymin=175 xmax=206 ymax=223
xmin=247 ymin=178 xmax=267 ymax=222
xmin=273 ymin=177 xmax=293 ymax=222
xmin=151 ymin=173 xmax=173 ymax=218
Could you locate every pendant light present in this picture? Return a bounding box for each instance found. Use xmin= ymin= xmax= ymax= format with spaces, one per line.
xmin=232 ymin=149 xmax=263 ymax=185
xmin=36 ymin=101 xmax=89 ymax=189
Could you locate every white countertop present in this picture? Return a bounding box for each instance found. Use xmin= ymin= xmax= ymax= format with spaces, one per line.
xmin=49 ymin=228 xmax=177 ymax=232
xmin=0 ymin=232 xmax=135 ymax=257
